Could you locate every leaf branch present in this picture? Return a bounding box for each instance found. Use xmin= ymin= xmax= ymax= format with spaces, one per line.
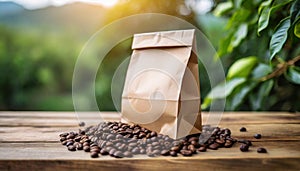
xmin=260 ymin=55 xmax=300 ymax=81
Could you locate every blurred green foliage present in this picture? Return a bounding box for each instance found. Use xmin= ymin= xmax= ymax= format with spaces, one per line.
xmin=203 ymin=0 xmax=300 ymax=111
xmin=0 ymin=26 xmax=80 ymax=110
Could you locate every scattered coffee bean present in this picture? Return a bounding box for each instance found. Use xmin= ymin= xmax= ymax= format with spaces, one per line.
xmin=83 ymin=146 xmax=90 ymax=152
xmin=170 ymin=151 xmax=177 ymax=157
xmin=91 ymin=148 xmax=100 ymax=153
xmin=240 ymin=144 xmax=249 ymax=152
xmin=66 ymin=134 xmax=75 ymax=139
xmin=109 ymin=148 xmax=117 ymax=156
xmin=90 ymin=152 xmax=99 ymax=158
xmin=180 ymin=150 xmax=193 ymax=156
xmin=257 ymin=147 xmax=267 ymax=153
xmin=76 ymin=143 xmax=83 ymax=150
xmin=66 ymin=141 xmax=74 ymax=147
xmin=59 ymin=121 xmax=256 ymax=158
xmin=123 ymin=151 xmax=133 ymax=158
xmin=161 ymin=150 xmax=170 ymax=156
xmin=113 ymin=151 xmax=124 ymax=158
xmin=198 ymin=146 xmax=206 ymax=152
xmin=68 ymin=145 xmax=76 ymax=151
xmin=240 ymin=127 xmax=247 ymax=132
xmin=79 ymin=121 xmax=85 ymax=127
xmin=100 ymin=149 xmax=109 ymax=155
xmin=208 ymin=143 xmax=219 ymax=150
xmin=254 ymin=134 xmax=262 ymax=139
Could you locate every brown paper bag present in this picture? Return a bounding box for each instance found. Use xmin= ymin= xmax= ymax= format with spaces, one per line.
xmin=121 ymin=29 xmax=201 ymax=139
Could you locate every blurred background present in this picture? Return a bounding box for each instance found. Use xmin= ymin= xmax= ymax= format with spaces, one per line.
xmin=0 ymin=0 xmax=299 ymax=111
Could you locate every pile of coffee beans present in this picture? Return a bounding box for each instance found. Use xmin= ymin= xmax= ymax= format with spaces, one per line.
xmin=59 ymin=122 xmax=266 ymax=158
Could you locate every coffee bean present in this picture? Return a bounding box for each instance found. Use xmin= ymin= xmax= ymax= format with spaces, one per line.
xmin=66 ymin=141 xmax=74 ymax=147
xmin=257 ymin=147 xmax=267 ymax=153
xmin=74 ymin=136 xmax=81 ymax=142
xmin=61 ymin=140 xmax=67 ymax=145
xmin=140 ymin=149 xmax=146 ymax=154
xmin=254 ymin=134 xmax=262 ymax=139
xmin=239 ymin=127 xmax=247 ymax=132
xmin=208 ymin=143 xmax=219 ymax=150
xmin=215 ymin=139 xmax=225 ymax=145
xmin=198 ymin=146 xmax=206 ymax=152
xmin=161 ymin=150 xmax=170 ymax=156
xmin=113 ymin=151 xmax=124 ymax=158
xmin=90 ymin=143 xmax=98 ymax=147
xmin=105 ymin=141 xmax=113 ymax=147
xmin=224 ymin=128 xmax=231 ymax=136
xmin=129 ymin=143 xmax=138 ymax=147
xmin=188 ymin=137 xmax=199 ymax=142
xmin=78 ymin=121 xmax=85 ymax=127
xmin=83 ymin=142 xmax=90 ymax=147
xmin=100 ymin=149 xmax=109 ymax=155
xmin=91 ymin=148 xmax=100 ymax=153
xmin=66 ymin=134 xmax=75 ymax=139
xmin=79 ymin=130 xmax=85 ymax=135
xmin=152 ymin=149 xmax=161 ymax=155
xmin=224 ymin=141 xmax=233 ymax=148
xmin=152 ymin=142 xmax=159 ymax=146
xmin=76 ymin=143 xmax=83 ymax=150
xmin=84 ymin=138 xmax=91 ymax=143
xmin=59 ymin=132 xmax=69 ymax=137
xmin=123 ymin=151 xmax=133 ymax=157
xmin=106 ymin=134 xmax=115 ymax=140
xmin=131 ymin=147 xmax=140 ymax=154
xmin=188 ymin=144 xmax=197 ymax=153
xmin=170 ymin=151 xmax=177 ymax=157
xmin=109 ymin=148 xmax=117 ymax=156
xmin=115 ymin=134 xmax=123 ymax=139
xmin=68 ymin=145 xmax=76 ymax=151
xmin=60 ymin=137 xmax=66 ymax=142
xmin=150 ymin=131 xmax=157 ymax=137
xmin=83 ymin=146 xmax=90 ymax=152
xmin=90 ymin=152 xmax=99 ymax=158
xmin=240 ymin=144 xmax=249 ymax=152
xmin=180 ymin=150 xmax=192 ymax=156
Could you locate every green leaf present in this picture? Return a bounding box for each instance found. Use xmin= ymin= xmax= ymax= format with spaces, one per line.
xmin=251 ymin=63 xmax=273 ymax=79
xmin=227 ymin=8 xmax=251 ymax=28
xmin=201 ymin=98 xmax=212 ymax=110
xmin=294 ymin=20 xmax=300 ymax=38
xmin=227 ymin=81 xmax=258 ymax=110
xmin=257 ymin=0 xmax=292 ymax=35
xmin=290 ymin=0 xmax=300 ymax=24
xmin=228 ymin=23 xmax=248 ymax=51
xmin=213 ymin=1 xmax=233 ymax=16
xmin=249 ymin=80 xmax=274 ymax=110
xmin=258 ymin=0 xmax=273 ymax=15
xmin=257 ymin=0 xmax=273 ymax=34
xmin=269 ymin=17 xmax=291 ymax=60
xmin=284 ymin=66 xmax=300 ymax=84
xmin=227 ymin=56 xmax=257 ymax=79
xmin=207 ymin=78 xmax=246 ymax=99
xmin=217 ymin=32 xmax=233 ymax=58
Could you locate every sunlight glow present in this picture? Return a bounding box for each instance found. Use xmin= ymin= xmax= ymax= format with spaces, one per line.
xmin=0 ymin=0 xmax=119 ymax=9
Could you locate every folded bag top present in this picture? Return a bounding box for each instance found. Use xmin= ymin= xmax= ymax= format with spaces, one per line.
xmin=122 ymin=29 xmax=201 ymax=139
xmin=132 ymin=29 xmax=194 ymax=49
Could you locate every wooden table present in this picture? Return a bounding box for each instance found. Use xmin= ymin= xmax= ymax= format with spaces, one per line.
xmin=0 ymin=111 xmax=299 ymax=171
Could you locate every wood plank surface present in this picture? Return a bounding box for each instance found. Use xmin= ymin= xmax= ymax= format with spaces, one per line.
xmin=0 ymin=111 xmax=299 ymax=171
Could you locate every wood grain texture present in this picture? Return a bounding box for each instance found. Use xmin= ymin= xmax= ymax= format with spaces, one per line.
xmin=0 ymin=111 xmax=299 ymax=171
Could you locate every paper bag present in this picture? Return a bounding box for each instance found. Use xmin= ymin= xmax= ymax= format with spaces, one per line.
xmin=121 ymin=29 xmax=201 ymax=139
